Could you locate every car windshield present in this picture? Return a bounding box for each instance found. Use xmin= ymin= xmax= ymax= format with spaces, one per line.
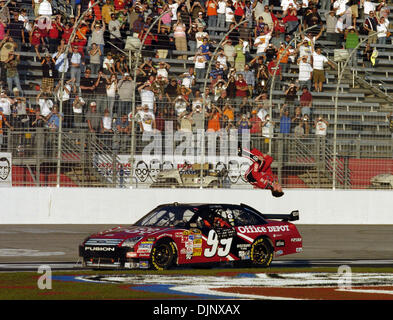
xmin=135 ymin=206 xmax=198 ymax=228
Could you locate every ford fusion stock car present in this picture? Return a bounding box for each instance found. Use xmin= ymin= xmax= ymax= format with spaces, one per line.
xmin=79 ymin=203 xmax=302 ymax=270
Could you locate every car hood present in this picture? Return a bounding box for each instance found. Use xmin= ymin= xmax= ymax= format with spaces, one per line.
xmin=87 ymin=225 xmax=173 ymax=241
xmin=371 ymin=174 xmax=393 ymax=181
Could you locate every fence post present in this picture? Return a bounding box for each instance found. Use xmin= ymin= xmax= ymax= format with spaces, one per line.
xmin=80 ymin=131 xmax=86 ymax=187
xmin=276 ymin=134 xmax=283 ymax=184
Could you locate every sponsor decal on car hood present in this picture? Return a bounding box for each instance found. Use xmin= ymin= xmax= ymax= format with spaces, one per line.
xmin=89 ymin=226 xmax=173 ymax=241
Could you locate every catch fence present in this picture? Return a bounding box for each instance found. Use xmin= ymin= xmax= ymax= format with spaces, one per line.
xmin=2 ymin=98 xmax=392 ymax=190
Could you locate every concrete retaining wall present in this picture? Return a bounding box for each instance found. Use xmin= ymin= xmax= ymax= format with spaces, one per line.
xmin=0 ymin=188 xmax=391 ymax=224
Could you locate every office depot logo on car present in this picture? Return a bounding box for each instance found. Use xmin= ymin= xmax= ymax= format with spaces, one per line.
xmin=237 ymin=225 xmax=290 ymax=234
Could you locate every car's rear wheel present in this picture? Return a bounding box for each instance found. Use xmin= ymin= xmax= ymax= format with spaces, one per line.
xmin=250 ymin=238 xmax=273 ymax=267
xmin=151 ymin=240 xmax=177 ymax=270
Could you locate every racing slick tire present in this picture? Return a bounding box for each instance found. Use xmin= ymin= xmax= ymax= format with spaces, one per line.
xmin=250 ymin=237 xmax=273 ymax=267
xmin=151 ymin=240 xmax=177 ymax=270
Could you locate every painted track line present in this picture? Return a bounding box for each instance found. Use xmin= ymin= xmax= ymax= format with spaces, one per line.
xmin=0 ymin=259 xmax=393 ymax=272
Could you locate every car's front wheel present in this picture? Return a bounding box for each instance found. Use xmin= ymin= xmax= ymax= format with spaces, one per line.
xmin=151 ymin=240 xmax=177 ymax=270
xmin=250 ymin=238 xmax=273 ymax=267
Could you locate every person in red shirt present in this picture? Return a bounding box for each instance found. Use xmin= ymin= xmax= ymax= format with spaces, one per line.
xmin=299 ymin=86 xmax=312 ymax=118
xmin=138 ymin=25 xmax=156 ymax=47
xmin=48 ymin=16 xmax=62 ymax=52
xmin=114 ymin=0 xmax=128 ymax=12
xmin=30 ymin=24 xmax=43 ymax=58
xmin=61 ymin=23 xmax=73 ymax=43
xmin=234 ymin=0 xmax=245 ymax=23
xmin=242 ymin=147 xmax=284 ymax=197
xmin=235 ymin=73 xmax=248 ymax=97
xmin=72 ymin=22 xmax=89 ymax=55
xmin=268 ymin=56 xmax=282 ymax=80
xmin=249 ymin=109 xmax=262 ymax=134
xmin=283 ymin=6 xmax=299 ymax=35
xmin=273 ymin=11 xmax=286 ymax=35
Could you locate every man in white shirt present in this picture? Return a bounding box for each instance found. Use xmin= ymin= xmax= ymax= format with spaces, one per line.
xmin=333 ymin=0 xmax=352 ymax=30
xmin=216 ymin=49 xmax=228 ymax=70
xmin=194 ymin=50 xmax=207 ymax=79
xmin=38 ymin=0 xmax=52 ymax=17
xmin=315 ymin=115 xmax=328 ymax=136
xmin=36 ymin=92 xmax=53 ymax=117
xmin=260 ymin=5 xmax=273 ymax=30
xmin=297 ymin=56 xmax=313 ymax=91
xmin=311 ymin=47 xmax=335 ymax=92
xmin=108 ymin=14 xmax=122 ymax=48
xmin=376 ymin=16 xmax=389 ymax=46
xmin=225 ymin=5 xmax=234 ymax=27
xmin=53 ymin=49 xmax=69 ymax=74
xmin=138 ymin=82 xmax=155 ymax=113
xmin=252 ymin=0 xmax=265 ymax=21
xmin=181 ymin=67 xmax=196 ymax=89
xmin=297 ymin=40 xmax=312 ymax=63
xmin=281 ymin=0 xmax=297 ymax=12
xmin=362 ymin=0 xmax=376 ymax=17
xmin=137 ymin=104 xmax=156 ymax=132
xmin=222 ymin=39 xmax=235 ymax=66
xmin=254 ymin=30 xmax=272 ymax=55
xmin=196 ymin=26 xmax=209 ymax=49
xmin=156 ymin=62 xmax=170 ymax=80
xmin=0 ymin=91 xmax=12 ymax=116
xmin=217 ymin=0 xmax=227 ymax=30
xmin=70 ymin=46 xmax=82 ymax=87
xmin=168 ymin=0 xmax=180 ymax=22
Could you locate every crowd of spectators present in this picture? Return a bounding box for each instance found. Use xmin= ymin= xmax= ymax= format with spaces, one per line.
xmin=0 ymin=0 xmax=391 ymax=152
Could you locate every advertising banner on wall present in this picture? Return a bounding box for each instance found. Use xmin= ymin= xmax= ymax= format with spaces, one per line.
xmin=0 ymin=153 xmax=12 ymax=187
xmin=92 ymin=153 xmax=252 ymax=188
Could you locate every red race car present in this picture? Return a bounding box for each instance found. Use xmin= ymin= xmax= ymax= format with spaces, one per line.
xmin=79 ymin=203 xmax=302 ymax=270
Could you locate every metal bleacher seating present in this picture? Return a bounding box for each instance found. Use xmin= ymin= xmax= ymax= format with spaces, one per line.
xmin=14 ymin=6 xmax=393 ymax=146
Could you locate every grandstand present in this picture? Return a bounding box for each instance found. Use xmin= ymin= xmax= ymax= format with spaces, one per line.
xmin=0 ymin=0 xmax=392 ymax=189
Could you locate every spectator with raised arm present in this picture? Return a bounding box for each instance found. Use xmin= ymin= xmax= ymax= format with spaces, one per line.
xmin=100 ymin=108 xmax=114 ymax=148
xmin=278 ymin=105 xmax=290 ymax=135
xmin=137 ymin=104 xmax=156 ymax=133
xmin=314 ymin=115 xmax=329 ymax=137
xmin=363 ymin=10 xmax=378 ymax=44
xmin=109 ymin=13 xmax=123 ymax=49
xmin=297 ymin=55 xmax=313 ymax=91
xmin=173 ymin=19 xmax=188 ymax=60
xmin=90 ymin=18 xmax=105 ymax=61
xmin=311 ymin=46 xmax=335 ymax=92
xmin=344 ymin=26 xmax=359 ymax=67
xmin=105 ymin=73 xmax=118 ymax=118
xmin=376 ymin=15 xmax=389 ymax=47
xmin=4 ymin=51 xmax=22 ymax=95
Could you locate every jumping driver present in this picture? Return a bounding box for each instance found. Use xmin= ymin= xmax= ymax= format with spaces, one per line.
xmin=242 ymin=148 xmax=284 ymax=198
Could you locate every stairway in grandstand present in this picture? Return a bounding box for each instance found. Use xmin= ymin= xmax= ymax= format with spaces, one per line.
xmin=60 ymin=132 xmax=123 ymax=187
xmin=281 ymin=136 xmax=351 ymax=188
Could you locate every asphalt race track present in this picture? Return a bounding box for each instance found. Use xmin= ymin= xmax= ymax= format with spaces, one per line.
xmin=1 ymin=224 xmax=393 ymax=265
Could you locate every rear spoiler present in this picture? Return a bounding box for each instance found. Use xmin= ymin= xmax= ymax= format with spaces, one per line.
xmin=240 ymin=203 xmax=299 ymax=222
xmin=262 ymin=210 xmax=299 ymax=222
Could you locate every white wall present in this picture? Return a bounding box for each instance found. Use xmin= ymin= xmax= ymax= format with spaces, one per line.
xmin=0 ymin=187 xmax=391 ymax=224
